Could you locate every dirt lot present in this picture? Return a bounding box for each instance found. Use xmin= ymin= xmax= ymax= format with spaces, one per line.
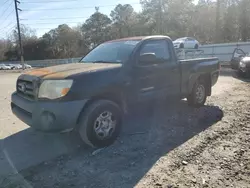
xmin=0 ymin=69 xmax=249 ymax=188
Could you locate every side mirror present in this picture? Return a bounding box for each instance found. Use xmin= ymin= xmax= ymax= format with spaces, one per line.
xmin=139 ymin=53 xmax=157 ymax=65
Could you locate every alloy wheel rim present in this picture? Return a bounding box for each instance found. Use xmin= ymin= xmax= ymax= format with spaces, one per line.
xmin=196 ymin=85 xmax=205 ymax=103
xmin=94 ymin=111 xmax=116 ymax=140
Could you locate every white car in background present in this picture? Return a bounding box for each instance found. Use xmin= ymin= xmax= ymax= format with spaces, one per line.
xmin=24 ymin=64 xmax=32 ymax=69
xmin=173 ymin=37 xmax=199 ymax=49
xmin=15 ymin=64 xmax=23 ymax=69
xmin=0 ymin=64 xmax=11 ymax=70
xmin=7 ymin=64 xmax=16 ymax=69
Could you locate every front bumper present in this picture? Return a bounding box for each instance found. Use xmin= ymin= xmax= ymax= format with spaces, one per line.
xmin=11 ymin=92 xmax=88 ymax=132
xmin=239 ymin=65 xmax=250 ymax=73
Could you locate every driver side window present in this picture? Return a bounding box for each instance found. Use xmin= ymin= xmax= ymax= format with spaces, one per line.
xmin=139 ymin=40 xmax=170 ymax=65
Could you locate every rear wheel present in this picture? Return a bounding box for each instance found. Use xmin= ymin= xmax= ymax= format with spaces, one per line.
xmin=194 ymin=44 xmax=198 ymax=49
xmin=187 ymin=79 xmax=207 ymax=107
xmin=180 ymin=43 xmax=184 ymax=48
xmin=78 ymin=100 xmax=122 ymax=148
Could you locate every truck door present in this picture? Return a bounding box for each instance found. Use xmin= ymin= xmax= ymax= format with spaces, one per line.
xmin=231 ymin=48 xmax=246 ymax=69
xmin=132 ymin=39 xmax=181 ymax=102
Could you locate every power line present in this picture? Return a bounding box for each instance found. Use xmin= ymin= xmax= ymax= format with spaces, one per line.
xmin=0 ymin=0 xmax=11 ymax=8
xmin=26 ymin=27 xmax=54 ymax=30
xmin=4 ymin=25 xmax=16 ymax=34
xmin=7 ymin=25 xmax=16 ymax=32
xmin=21 ymin=0 xmax=79 ymax=3
xmin=2 ymin=9 xmax=15 ymax=20
xmin=0 ymin=0 xmax=13 ymax=19
xmin=23 ymin=21 xmax=82 ymax=25
xmin=20 ymin=16 xmax=88 ymax=20
xmin=0 ymin=22 xmax=15 ymax=32
xmin=1 ymin=9 xmax=15 ymax=21
xmin=21 ymin=3 xmax=140 ymax=11
xmin=0 ymin=10 xmax=15 ymax=29
xmin=0 ymin=25 xmax=15 ymax=38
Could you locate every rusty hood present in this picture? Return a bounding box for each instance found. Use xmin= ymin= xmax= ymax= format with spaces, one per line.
xmin=25 ymin=63 xmax=122 ymax=79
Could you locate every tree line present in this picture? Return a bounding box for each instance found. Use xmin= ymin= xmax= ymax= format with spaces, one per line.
xmin=0 ymin=0 xmax=250 ymax=61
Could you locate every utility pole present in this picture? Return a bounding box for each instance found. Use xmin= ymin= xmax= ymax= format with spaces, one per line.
xmin=215 ymin=0 xmax=221 ymax=42
xmin=14 ymin=0 xmax=24 ymax=67
xmin=158 ymin=0 xmax=163 ymax=34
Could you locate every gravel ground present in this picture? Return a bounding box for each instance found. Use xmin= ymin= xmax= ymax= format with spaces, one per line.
xmin=0 ymin=71 xmax=29 ymax=139
xmin=0 ymin=69 xmax=249 ymax=188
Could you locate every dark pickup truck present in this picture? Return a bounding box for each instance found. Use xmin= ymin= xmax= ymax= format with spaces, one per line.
xmin=11 ymin=36 xmax=220 ymax=148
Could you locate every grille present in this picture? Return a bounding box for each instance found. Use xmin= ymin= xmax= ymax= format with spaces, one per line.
xmin=17 ymin=79 xmax=36 ymax=100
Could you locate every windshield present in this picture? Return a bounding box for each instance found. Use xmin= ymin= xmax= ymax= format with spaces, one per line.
xmin=81 ymin=40 xmax=140 ymax=64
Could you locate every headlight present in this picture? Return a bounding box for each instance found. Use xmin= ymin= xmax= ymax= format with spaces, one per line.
xmin=38 ymin=80 xmax=73 ymax=99
xmin=239 ymin=61 xmax=246 ymax=68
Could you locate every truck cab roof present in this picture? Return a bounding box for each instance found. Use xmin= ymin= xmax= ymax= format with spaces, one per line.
xmin=106 ymin=35 xmax=172 ymax=43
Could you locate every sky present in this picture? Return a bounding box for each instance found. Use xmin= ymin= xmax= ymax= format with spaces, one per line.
xmin=0 ymin=0 xmax=199 ymax=39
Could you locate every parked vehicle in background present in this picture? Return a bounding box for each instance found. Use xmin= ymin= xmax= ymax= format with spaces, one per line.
xmin=231 ymin=48 xmax=250 ymax=77
xmin=5 ymin=65 xmax=12 ymax=70
xmin=0 ymin=63 xmax=31 ymax=70
xmin=11 ymin=35 xmax=219 ymax=148
xmin=173 ymin=37 xmax=199 ymax=49
xmin=0 ymin=64 xmax=5 ymax=70
xmin=24 ymin=64 xmax=32 ymax=69
xmin=231 ymin=48 xmax=245 ymax=70
xmin=7 ymin=64 xmax=17 ymax=69
xmin=0 ymin=63 xmax=25 ymax=70
xmin=15 ymin=64 xmax=23 ymax=69
xmin=0 ymin=64 xmax=11 ymax=70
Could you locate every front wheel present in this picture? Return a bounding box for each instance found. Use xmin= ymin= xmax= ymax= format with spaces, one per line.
xmin=194 ymin=44 xmax=199 ymax=49
xmin=78 ymin=100 xmax=122 ymax=148
xmin=187 ymin=79 xmax=207 ymax=107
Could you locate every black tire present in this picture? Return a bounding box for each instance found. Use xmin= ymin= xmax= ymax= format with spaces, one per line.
xmin=78 ymin=100 xmax=122 ymax=148
xmin=194 ymin=44 xmax=198 ymax=49
xmin=187 ymin=79 xmax=207 ymax=107
xmin=180 ymin=43 xmax=184 ymax=48
xmin=237 ymin=70 xmax=247 ymax=78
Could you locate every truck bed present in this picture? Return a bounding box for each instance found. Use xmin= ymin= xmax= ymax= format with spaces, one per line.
xmin=179 ymin=57 xmax=220 ymax=96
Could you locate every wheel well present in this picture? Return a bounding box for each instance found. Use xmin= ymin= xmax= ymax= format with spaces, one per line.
xmin=76 ymin=92 xmax=125 ymax=125
xmin=198 ymin=74 xmax=212 ymax=96
xmin=92 ymin=92 xmax=123 ymax=107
